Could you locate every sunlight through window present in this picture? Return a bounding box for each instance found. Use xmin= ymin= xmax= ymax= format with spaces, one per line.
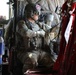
xmin=0 ymin=0 xmax=9 ymax=20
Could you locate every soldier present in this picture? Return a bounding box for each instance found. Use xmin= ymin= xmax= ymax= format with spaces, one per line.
xmin=16 ymin=3 xmax=54 ymax=74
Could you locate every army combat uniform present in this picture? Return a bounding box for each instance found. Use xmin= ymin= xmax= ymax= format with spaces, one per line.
xmin=16 ymin=19 xmax=54 ymax=73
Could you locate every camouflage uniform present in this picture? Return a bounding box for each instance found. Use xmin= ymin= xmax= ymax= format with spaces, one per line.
xmin=16 ymin=20 xmax=54 ymax=73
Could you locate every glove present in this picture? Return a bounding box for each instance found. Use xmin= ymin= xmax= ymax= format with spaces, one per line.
xmin=36 ymin=31 xmax=45 ymax=37
xmin=35 ymin=31 xmax=41 ymax=37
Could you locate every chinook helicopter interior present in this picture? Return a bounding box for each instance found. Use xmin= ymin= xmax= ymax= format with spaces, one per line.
xmin=2 ymin=0 xmax=64 ymax=75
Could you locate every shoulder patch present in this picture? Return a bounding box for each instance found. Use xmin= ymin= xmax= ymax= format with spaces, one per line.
xmin=17 ymin=20 xmax=25 ymax=28
xmin=18 ymin=20 xmax=25 ymax=25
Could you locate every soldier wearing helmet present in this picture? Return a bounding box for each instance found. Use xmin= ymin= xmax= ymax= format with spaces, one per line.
xmin=16 ymin=3 xmax=54 ymax=74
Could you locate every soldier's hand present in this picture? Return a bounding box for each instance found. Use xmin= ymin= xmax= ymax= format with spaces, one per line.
xmin=35 ymin=31 xmax=41 ymax=37
xmin=36 ymin=31 xmax=45 ymax=37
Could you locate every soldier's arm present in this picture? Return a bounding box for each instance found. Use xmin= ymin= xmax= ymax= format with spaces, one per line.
xmin=36 ymin=28 xmax=45 ymax=37
xmin=38 ymin=22 xmax=51 ymax=33
xmin=16 ymin=20 xmax=36 ymax=38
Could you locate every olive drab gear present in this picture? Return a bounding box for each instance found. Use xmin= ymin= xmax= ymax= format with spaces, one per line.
xmin=16 ymin=19 xmax=55 ymax=73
